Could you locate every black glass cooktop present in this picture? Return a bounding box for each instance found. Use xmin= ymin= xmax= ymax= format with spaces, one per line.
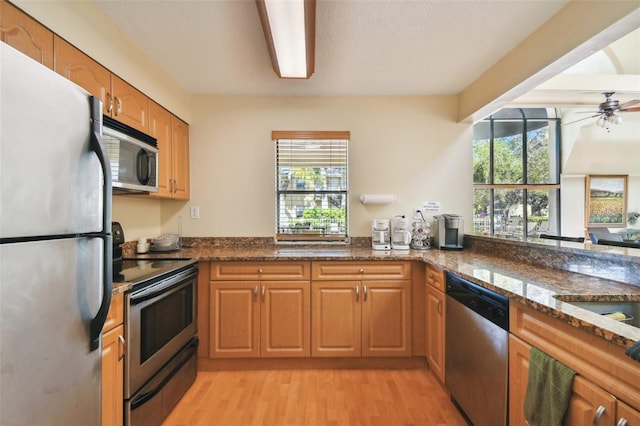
xmin=113 ymin=258 xmax=196 ymax=284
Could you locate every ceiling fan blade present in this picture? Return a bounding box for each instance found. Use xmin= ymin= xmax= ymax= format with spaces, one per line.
xmin=620 ymin=106 xmax=640 ymax=113
xmin=619 ymin=99 xmax=640 ymax=110
xmin=565 ymin=114 xmax=600 ymax=125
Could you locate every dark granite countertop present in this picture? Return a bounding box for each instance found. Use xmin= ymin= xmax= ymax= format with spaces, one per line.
xmin=123 ymin=237 xmax=640 ymax=350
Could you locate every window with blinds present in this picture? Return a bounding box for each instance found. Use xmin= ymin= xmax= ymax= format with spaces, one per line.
xmin=274 ymin=131 xmax=350 ymax=242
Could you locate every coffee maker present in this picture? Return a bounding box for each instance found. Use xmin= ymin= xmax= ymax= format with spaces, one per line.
xmin=433 ymin=214 xmax=464 ymax=250
xmin=371 ymin=219 xmax=391 ymax=250
xmin=391 ymin=216 xmax=412 ymax=250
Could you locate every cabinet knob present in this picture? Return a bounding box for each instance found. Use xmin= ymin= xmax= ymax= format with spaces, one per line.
xmin=258 ymin=268 xmax=263 ymax=274
xmin=359 ymin=268 xmax=364 ymax=273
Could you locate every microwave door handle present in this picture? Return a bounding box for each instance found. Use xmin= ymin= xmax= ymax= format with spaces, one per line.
xmin=88 ymin=96 xmax=113 ymax=352
xmin=136 ymin=149 xmax=151 ymax=185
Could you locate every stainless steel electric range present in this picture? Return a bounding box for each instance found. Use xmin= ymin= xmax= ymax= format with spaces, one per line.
xmin=112 ymin=223 xmax=198 ymax=426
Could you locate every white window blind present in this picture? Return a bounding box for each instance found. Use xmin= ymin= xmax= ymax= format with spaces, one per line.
xmin=274 ymin=131 xmax=349 ymax=242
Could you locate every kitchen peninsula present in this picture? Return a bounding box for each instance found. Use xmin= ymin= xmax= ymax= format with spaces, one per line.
xmin=123 ymin=235 xmax=640 ymax=423
xmin=124 ymin=236 xmax=640 ymax=349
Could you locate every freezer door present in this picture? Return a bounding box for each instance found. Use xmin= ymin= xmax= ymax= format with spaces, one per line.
xmin=0 ymin=43 xmax=103 ymax=238
xmin=0 ymin=237 xmax=102 ymax=425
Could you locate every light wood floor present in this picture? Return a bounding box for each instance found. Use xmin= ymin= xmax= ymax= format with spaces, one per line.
xmin=163 ymin=368 xmax=468 ymax=426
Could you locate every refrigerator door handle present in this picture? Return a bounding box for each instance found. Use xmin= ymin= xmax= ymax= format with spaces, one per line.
xmin=88 ymin=96 xmax=113 ymax=352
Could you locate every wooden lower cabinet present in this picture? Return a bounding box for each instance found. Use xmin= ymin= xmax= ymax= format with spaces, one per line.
xmin=209 ymin=280 xmax=310 ymax=358
xmin=425 ymin=285 xmax=445 ymax=382
xmin=311 ymin=280 xmax=411 ymax=357
xmin=102 ymin=293 xmax=124 ymax=426
xmin=509 ymin=306 xmax=640 ymax=426
xmin=424 ymin=264 xmax=445 ymax=383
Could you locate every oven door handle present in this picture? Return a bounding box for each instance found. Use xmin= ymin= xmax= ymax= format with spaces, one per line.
xmin=129 ymin=269 xmax=197 ymax=305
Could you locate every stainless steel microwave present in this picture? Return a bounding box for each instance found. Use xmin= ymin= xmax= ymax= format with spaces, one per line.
xmin=102 ymin=116 xmax=158 ymax=193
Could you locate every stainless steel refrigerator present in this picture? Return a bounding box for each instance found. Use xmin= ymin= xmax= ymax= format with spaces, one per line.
xmin=0 ymin=43 xmax=112 ymax=425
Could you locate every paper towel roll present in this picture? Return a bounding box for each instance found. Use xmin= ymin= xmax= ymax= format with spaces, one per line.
xmin=359 ymin=194 xmax=396 ymax=204
xmin=604 ymin=311 xmax=627 ymax=321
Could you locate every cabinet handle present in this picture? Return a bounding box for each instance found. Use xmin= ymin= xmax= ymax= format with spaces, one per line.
xmin=107 ymin=93 xmax=113 ymax=113
xmin=253 ymin=285 xmax=258 ymax=301
xmin=115 ymin=96 xmax=122 ymax=115
xmin=118 ymin=335 xmax=126 ymax=360
xmin=359 ymin=268 xmax=364 ymax=273
xmin=616 ymin=418 xmax=628 ymax=426
xmin=261 ymin=286 xmax=265 ymax=303
xmin=437 ymin=299 xmax=443 ymax=314
xmin=363 ymin=285 xmax=368 ymax=302
xmin=593 ymin=405 xmax=606 ymax=426
xmin=355 ymin=285 xmax=360 ymax=302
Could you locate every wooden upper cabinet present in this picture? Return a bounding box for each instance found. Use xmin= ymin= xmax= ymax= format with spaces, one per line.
xmin=148 ymin=101 xmax=173 ymax=198
xmin=53 ymin=36 xmax=149 ymax=133
xmin=111 ymin=75 xmax=149 ymax=133
xmin=148 ymin=108 xmax=190 ymax=200
xmin=54 ymin=36 xmax=110 ymax=111
xmin=1 ymin=0 xmax=54 ymax=68
xmin=170 ymin=115 xmax=190 ymax=200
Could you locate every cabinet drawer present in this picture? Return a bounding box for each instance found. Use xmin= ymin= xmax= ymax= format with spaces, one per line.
xmin=210 ymin=261 xmax=310 ymax=281
xmin=312 ymin=261 xmax=410 ymax=280
xmin=103 ymin=293 xmax=124 ymax=333
xmin=425 ymin=264 xmax=445 ymax=292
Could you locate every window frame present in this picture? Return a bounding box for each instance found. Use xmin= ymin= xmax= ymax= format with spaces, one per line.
xmin=273 ymin=130 xmax=350 ymax=243
xmin=472 ymin=109 xmax=562 ymax=241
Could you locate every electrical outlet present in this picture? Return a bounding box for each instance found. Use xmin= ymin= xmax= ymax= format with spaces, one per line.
xmin=413 ymin=207 xmax=423 ymax=220
xmin=190 ymin=206 xmax=200 ymax=219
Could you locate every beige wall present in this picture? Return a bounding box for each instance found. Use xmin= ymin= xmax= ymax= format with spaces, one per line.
xmin=164 ymin=95 xmax=473 ymax=238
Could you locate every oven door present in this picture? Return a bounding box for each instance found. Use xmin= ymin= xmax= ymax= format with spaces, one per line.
xmin=125 ymin=267 xmax=197 ymax=398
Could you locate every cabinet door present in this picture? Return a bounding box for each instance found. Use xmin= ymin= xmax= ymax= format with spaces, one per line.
xmin=425 ymin=285 xmax=445 ymax=382
xmin=53 ymin=36 xmax=110 ymax=114
xmin=1 ymin=0 xmax=53 ymax=68
xmin=102 ymin=324 xmax=124 ymax=426
xmin=209 ymin=282 xmax=260 ymax=358
xmin=362 ymin=280 xmax=411 ymax=357
xmin=617 ymin=401 xmax=640 ymax=426
xmin=111 ymin=75 xmax=149 ymax=133
xmin=261 ymin=281 xmax=310 ymax=357
xmin=148 ymin=101 xmax=173 ymax=198
xmin=509 ymin=334 xmax=619 ymax=426
xmin=508 ymin=334 xmax=531 ymax=426
xmin=170 ymin=115 xmax=190 ymax=200
xmin=311 ymin=281 xmax=361 ymax=357
xmin=564 ymin=376 xmax=616 ymax=426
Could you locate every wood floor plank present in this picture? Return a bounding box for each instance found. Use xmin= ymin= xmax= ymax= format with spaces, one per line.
xmin=163 ymin=368 xmax=467 ymax=426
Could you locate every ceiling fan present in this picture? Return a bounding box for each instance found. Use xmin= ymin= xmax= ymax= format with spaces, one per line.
xmin=567 ymin=92 xmax=640 ymax=130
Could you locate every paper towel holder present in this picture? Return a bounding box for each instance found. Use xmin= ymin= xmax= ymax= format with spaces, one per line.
xmin=359 ymin=194 xmax=396 ymax=205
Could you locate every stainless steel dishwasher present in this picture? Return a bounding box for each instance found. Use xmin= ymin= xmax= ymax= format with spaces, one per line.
xmin=445 ymin=272 xmax=509 ymax=426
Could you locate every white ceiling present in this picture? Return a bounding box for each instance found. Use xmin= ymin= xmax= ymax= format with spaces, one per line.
xmin=92 ymin=0 xmax=639 ymax=117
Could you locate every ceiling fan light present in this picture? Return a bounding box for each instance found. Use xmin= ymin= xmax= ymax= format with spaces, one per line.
xmin=596 ymin=116 xmax=606 ymax=128
xmin=611 ymin=114 xmax=622 ymax=125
